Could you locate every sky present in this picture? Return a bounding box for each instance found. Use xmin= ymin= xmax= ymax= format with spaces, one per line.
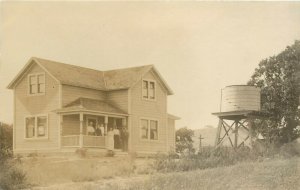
xmin=1 ymin=2 xmax=300 ymax=129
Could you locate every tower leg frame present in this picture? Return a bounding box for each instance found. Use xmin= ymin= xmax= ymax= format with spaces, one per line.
xmin=215 ymin=118 xmax=253 ymax=150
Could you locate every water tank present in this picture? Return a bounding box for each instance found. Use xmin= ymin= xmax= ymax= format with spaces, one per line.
xmin=221 ymin=85 xmax=261 ymax=112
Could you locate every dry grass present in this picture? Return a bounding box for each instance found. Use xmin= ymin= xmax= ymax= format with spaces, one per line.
xmin=21 ymin=155 xmax=137 ymax=187
xmin=32 ymin=157 xmax=300 ymax=190
xmin=20 ymin=142 xmax=300 ymax=190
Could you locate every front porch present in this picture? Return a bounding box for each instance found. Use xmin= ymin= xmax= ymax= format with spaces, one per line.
xmin=61 ymin=135 xmax=106 ymax=148
xmin=55 ymin=98 xmax=129 ymax=151
xmin=60 ymin=113 xmax=128 ymax=150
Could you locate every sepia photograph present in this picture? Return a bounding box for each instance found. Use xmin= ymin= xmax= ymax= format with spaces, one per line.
xmin=0 ymin=1 xmax=300 ymax=190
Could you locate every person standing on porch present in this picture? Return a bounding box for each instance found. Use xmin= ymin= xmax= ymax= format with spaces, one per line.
xmin=87 ymin=121 xmax=95 ymax=136
xmin=120 ymin=127 xmax=129 ymax=151
xmin=99 ymin=124 xmax=105 ymax=136
xmin=95 ymin=124 xmax=102 ymax=136
xmin=106 ymin=127 xmax=114 ymax=151
xmin=113 ymin=126 xmax=120 ymax=149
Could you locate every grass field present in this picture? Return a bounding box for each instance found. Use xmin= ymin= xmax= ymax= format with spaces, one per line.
xmin=30 ymin=157 xmax=300 ymax=190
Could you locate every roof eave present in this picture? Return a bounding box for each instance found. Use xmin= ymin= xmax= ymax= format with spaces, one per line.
xmin=7 ymin=57 xmax=61 ymax=89
xmin=7 ymin=57 xmax=36 ymax=89
xmin=168 ymin=114 xmax=181 ymax=120
xmin=54 ymin=109 xmax=129 ymax=117
xmin=151 ymin=66 xmax=174 ymax=95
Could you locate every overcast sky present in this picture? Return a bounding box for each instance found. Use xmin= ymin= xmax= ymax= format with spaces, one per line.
xmin=1 ymin=2 xmax=300 ymax=129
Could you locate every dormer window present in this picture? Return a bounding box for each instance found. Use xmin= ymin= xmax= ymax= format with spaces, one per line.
xmin=28 ymin=73 xmax=45 ymax=95
xmin=142 ymin=80 xmax=156 ymax=100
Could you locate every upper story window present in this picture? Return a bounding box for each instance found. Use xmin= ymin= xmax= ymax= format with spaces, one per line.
xmin=28 ymin=73 xmax=45 ymax=95
xmin=142 ymin=80 xmax=156 ymax=100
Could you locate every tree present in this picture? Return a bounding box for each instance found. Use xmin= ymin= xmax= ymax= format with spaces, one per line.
xmin=248 ymin=40 xmax=300 ymax=144
xmin=0 ymin=122 xmax=13 ymax=160
xmin=175 ymin=127 xmax=195 ymax=153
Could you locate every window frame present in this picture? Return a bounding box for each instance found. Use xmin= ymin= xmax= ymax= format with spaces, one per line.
xmin=142 ymin=79 xmax=156 ymax=101
xmin=28 ymin=72 xmax=46 ymax=96
xmin=139 ymin=118 xmax=159 ymax=141
xmin=24 ymin=114 xmax=49 ymax=140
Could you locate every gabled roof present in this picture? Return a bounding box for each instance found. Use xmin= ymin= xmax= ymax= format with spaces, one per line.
xmin=54 ymin=97 xmax=127 ymax=115
xmin=7 ymin=57 xmax=173 ymax=94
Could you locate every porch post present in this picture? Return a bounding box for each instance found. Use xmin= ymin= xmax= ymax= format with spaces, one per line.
xmin=104 ymin=116 xmax=108 ymax=135
xmin=79 ymin=112 xmax=84 ymax=148
xmin=127 ymin=116 xmax=131 ymax=152
xmin=59 ymin=115 xmax=63 ymax=148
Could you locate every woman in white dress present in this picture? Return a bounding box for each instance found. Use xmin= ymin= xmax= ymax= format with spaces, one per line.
xmin=106 ymin=127 xmax=114 ymax=151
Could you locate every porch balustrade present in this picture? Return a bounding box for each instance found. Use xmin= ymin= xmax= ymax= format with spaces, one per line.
xmin=61 ymin=135 xmax=106 ymax=148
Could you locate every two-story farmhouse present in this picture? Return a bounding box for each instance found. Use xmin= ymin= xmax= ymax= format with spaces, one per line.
xmin=7 ymin=57 xmax=179 ymax=155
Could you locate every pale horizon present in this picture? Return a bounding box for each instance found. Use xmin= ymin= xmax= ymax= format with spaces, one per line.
xmin=1 ymin=2 xmax=300 ymax=129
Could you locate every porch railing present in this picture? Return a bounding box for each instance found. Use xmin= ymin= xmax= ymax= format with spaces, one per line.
xmin=83 ymin=135 xmax=106 ymax=148
xmin=61 ymin=135 xmax=80 ymax=147
xmin=61 ymin=135 xmax=106 ymax=148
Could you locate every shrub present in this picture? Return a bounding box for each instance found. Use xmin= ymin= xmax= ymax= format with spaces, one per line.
xmin=75 ymin=148 xmax=87 ymax=157
xmin=153 ymin=146 xmax=260 ymax=173
xmin=0 ymin=159 xmax=28 ymax=190
xmin=0 ymin=123 xmax=13 ymax=161
xmin=105 ymin=150 xmax=115 ymax=157
xmin=0 ymin=123 xmax=28 ymax=189
xmin=153 ymin=141 xmax=300 ymax=173
xmin=279 ymin=141 xmax=300 ymax=158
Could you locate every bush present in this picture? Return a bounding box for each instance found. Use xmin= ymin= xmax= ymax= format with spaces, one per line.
xmin=153 ymin=141 xmax=300 ymax=173
xmin=75 ymin=148 xmax=87 ymax=157
xmin=0 ymin=159 xmax=28 ymax=190
xmin=0 ymin=122 xmax=28 ymax=189
xmin=0 ymin=123 xmax=13 ymax=161
xmin=279 ymin=141 xmax=300 ymax=158
xmin=105 ymin=150 xmax=115 ymax=157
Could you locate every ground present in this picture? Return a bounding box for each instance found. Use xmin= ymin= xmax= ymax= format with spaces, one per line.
xmin=18 ymin=155 xmax=300 ymax=190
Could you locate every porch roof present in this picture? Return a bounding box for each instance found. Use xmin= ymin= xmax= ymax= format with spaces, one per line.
xmin=54 ymin=97 xmax=127 ymax=115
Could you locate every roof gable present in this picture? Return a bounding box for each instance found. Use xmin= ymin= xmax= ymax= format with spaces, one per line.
xmin=6 ymin=58 xmax=60 ymax=89
xmin=7 ymin=57 xmax=173 ymax=94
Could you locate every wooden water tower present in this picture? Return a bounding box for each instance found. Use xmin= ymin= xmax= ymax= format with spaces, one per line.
xmin=212 ymin=85 xmax=268 ymax=149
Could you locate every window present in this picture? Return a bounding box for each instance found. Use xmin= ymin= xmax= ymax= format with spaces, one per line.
xmin=25 ymin=115 xmax=48 ymax=139
xmin=141 ymin=119 xmax=149 ymax=139
xmin=29 ymin=73 xmax=45 ymax=95
xmin=37 ymin=74 xmax=45 ymax=93
xmin=149 ymin=82 xmax=155 ymax=99
xmin=26 ymin=117 xmax=35 ymax=138
xmin=150 ymin=120 xmax=158 ymax=140
xmin=142 ymin=80 xmax=156 ymax=100
xmin=142 ymin=81 xmax=148 ymax=99
xmin=140 ymin=119 xmax=158 ymax=140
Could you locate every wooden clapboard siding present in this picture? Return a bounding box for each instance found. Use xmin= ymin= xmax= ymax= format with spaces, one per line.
xmin=14 ymin=63 xmax=60 ymax=151
xmin=130 ymin=70 xmax=168 ymax=153
xmin=168 ymin=118 xmax=175 ymax=152
xmin=106 ymin=90 xmax=128 ymax=113
xmin=62 ymin=114 xmax=80 ymax=135
xmin=61 ymin=84 xmax=106 ymax=106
